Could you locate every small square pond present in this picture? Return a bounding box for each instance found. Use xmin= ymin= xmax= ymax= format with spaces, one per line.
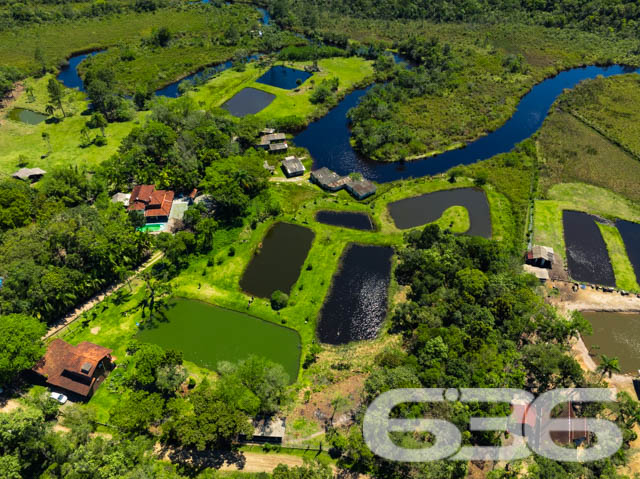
xmin=256 ymin=65 xmax=312 ymax=90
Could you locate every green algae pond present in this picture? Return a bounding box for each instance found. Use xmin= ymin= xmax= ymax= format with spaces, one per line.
xmin=582 ymin=312 xmax=640 ymax=374
xmin=137 ymin=298 xmax=301 ymax=380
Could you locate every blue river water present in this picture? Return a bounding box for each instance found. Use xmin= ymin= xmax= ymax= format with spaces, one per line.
xmin=294 ymin=64 xmax=640 ymax=183
xmin=55 ymin=22 xmax=640 ymax=182
xmin=57 ymin=4 xmax=270 ymax=98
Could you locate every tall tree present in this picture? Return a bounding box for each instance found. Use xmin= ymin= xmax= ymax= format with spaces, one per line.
xmin=0 ymin=314 xmax=46 ymax=387
xmin=46 ymin=78 xmax=65 ymax=117
xmin=597 ymin=355 xmax=621 ymax=380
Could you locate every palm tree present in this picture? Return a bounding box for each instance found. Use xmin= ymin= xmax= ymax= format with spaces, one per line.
xmin=596 ymin=355 xmax=621 ymax=380
xmin=45 ymin=104 xmax=55 ymax=118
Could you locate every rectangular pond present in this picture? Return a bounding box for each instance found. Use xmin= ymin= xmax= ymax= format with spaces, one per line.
xmin=563 ymin=210 xmax=615 ymax=287
xmin=317 ymin=244 xmax=393 ymax=345
xmin=616 ymin=220 xmax=640 ymax=285
xmin=582 ymin=312 xmax=640 ymax=374
xmin=256 ymin=65 xmax=312 ymax=90
xmin=240 ymin=222 xmax=315 ymax=298
xmin=137 ymin=298 xmax=300 ymax=380
xmin=222 ymin=87 xmax=276 ymax=117
xmin=387 ymin=187 xmax=492 ymax=238
xmin=315 ymin=210 xmax=374 ymax=231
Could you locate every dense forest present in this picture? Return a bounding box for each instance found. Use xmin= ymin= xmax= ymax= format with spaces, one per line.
xmin=325 ymin=225 xmax=640 ymax=479
xmin=266 ymin=0 xmax=640 ymax=34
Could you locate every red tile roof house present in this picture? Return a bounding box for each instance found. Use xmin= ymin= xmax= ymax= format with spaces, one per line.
xmin=128 ymin=185 xmax=175 ymax=223
xmin=33 ymin=339 xmax=114 ymax=400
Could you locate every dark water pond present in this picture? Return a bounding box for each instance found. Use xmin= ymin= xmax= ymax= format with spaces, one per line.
xmin=240 ymin=222 xmax=314 ymax=297
xmin=156 ymin=53 xmax=262 ymax=98
xmin=256 ymin=65 xmax=312 ymax=90
xmin=137 ymin=298 xmax=300 ymax=380
xmin=294 ymin=64 xmax=640 ymax=183
xmin=57 ymin=50 xmax=104 ymax=91
xmin=582 ymin=312 xmax=640 ymax=374
xmin=8 ymin=108 xmax=47 ymax=125
xmin=222 ymin=87 xmax=276 ymax=117
xmin=387 ymin=187 xmax=491 ymax=237
xmin=616 ymin=220 xmax=640 ymax=285
xmin=315 ymin=210 xmax=374 ymax=231
xmin=563 ymin=210 xmax=615 ymax=287
xmin=317 ymin=244 xmax=393 ymax=345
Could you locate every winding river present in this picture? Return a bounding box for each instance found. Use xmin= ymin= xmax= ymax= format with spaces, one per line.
xmin=56 ymin=25 xmax=640 ymax=182
xmin=295 ymin=64 xmax=640 ymax=183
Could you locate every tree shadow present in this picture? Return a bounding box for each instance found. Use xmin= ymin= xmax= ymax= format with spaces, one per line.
xmin=158 ymin=445 xmax=246 ymax=477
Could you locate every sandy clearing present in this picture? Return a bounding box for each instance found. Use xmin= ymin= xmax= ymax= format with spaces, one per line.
xmin=0 ymin=399 xmax=22 ymax=414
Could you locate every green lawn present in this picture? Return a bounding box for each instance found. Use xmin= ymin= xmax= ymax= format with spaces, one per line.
xmin=0 ymin=74 xmax=145 ymax=175
xmin=537 ymin=110 xmax=640 ymax=203
xmin=597 ymin=223 xmax=640 ymax=292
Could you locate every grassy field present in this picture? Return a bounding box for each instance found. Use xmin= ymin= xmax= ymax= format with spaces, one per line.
xmin=307 ymin=15 xmax=640 ymax=159
xmin=50 ymin=177 xmax=514 ymax=420
xmin=597 ymin=222 xmax=640 ymax=292
xmin=189 ymin=56 xmax=374 ymax=122
xmin=533 ymin=182 xmax=640 ymax=263
xmin=556 ymin=73 xmax=640 ymax=160
xmin=0 ymin=4 xmax=259 ymax=73
xmin=0 ymin=74 xmax=144 ymax=174
xmin=537 ymin=110 xmax=640 ymax=202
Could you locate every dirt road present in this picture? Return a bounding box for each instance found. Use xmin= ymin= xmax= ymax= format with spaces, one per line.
xmin=43 ymin=251 xmax=164 ymax=340
xmin=548 ymin=280 xmax=640 ymax=315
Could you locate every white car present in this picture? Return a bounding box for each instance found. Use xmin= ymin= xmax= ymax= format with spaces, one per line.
xmin=49 ymin=392 xmax=68 ymax=404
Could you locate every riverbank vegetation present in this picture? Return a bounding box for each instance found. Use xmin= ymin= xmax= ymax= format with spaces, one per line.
xmin=265 ymin=10 xmax=640 ymax=161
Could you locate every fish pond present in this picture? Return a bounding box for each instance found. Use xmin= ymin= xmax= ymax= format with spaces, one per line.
xmin=222 ymin=87 xmax=276 ymax=117
xmin=8 ymin=108 xmax=47 ymax=125
xmin=315 ymin=210 xmax=375 ymax=231
xmin=582 ymin=312 xmax=640 ymax=374
xmin=317 ymin=244 xmax=393 ymax=345
xmin=616 ymin=220 xmax=640 ymax=285
xmin=240 ymin=222 xmax=314 ymax=298
xmin=387 ymin=187 xmax=492 ymax=237
xmin=256 ymin=65 xmax=312 ymax=90
xmin=137 ymin=298 xmax=301 ymax=380
xmin=563 ymin=210 xmax=615 ymax=287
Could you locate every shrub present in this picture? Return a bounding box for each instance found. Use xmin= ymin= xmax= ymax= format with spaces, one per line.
xmin=270 ymin=290 xmax=289 ymax=310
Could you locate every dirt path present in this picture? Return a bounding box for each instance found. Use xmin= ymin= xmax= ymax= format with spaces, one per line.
xmin=218 ymin=452 xmax=304 ymax=472
xmin=43 ymin=251 xmax=164 ymax=340
xmin=0 ymin=399 xmax=21 ymax=414
xmin=548 ymin=280 xmax=640 ymax=315
xmin=0 ymin=82 xmax=24 ymax=126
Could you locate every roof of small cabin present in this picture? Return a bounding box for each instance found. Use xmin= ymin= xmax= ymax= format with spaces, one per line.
xmin=33 ymin=339 xmax=112 ymax=397
xmin=347 ymin=179 xmax=377 ymax=197
xmin=311 ymin=167 xmax=342 ymax=185
xmin=523 ymin=264 xmax=550 ymax=280
xmin=529 ymin=245 xmax=554 ymax=261
xmin=252 ymin=417 xmax=286 ymax=438
xmin=269 ymin=142 xmax=288 ymax=151
xmin=111 ymin=193 xmax=130 ymax=205
xmin=261 ymin=128 xmax=275 ymax=134
xmin=282 ymin=157 xmax=305 ymax=175
xmin=262 ymin=133 xmax=286 ymax=142
xmin=12 ymin=167 xmax=46 ymax=180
